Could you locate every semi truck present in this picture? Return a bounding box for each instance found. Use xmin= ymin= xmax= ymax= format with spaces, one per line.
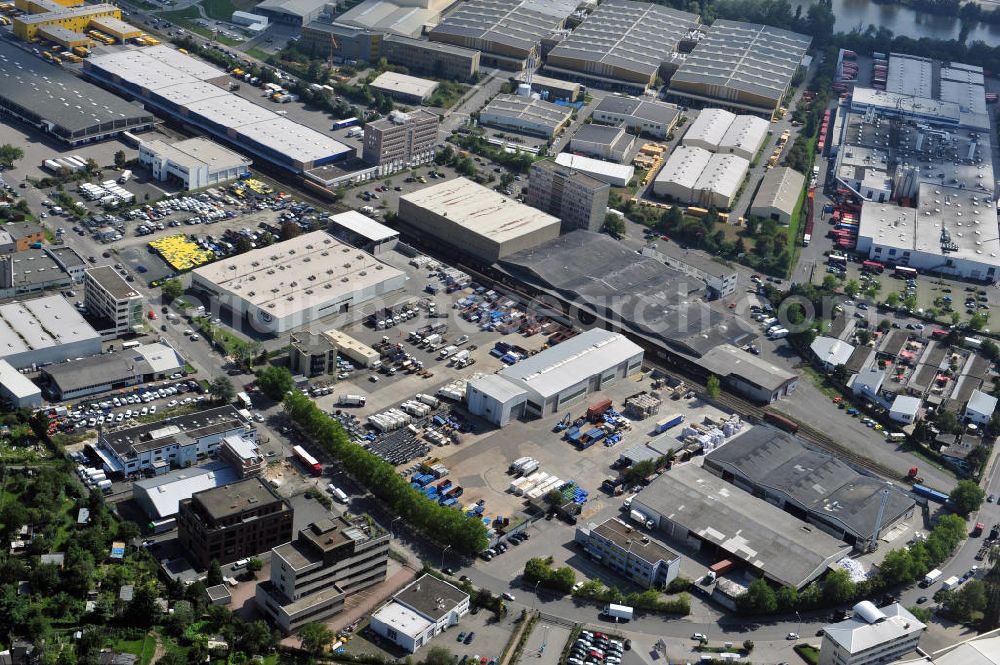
xmin=921 ymin=569 xmax=942 ymax=587
xmin=603 ymin=604 xmax=634 ymax=622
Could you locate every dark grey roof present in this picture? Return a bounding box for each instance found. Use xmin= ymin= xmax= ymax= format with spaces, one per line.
xmin=571 ymin=123 xmax=627 ymax=146
xmin=394 ymin=573 xmax=468 ymax=621
xmin=86 ymin=266 xmax=140 ymax=300
xmin=547 ymin=0 xmax=699 ymax=80
xmin=704 ymin=426 xmax=915 ymax=542
xmin=498 ymin=230 xmax=753 ymax=354
xmin=0 ymin=39 xmax=152 ymax=141
xmin=670 ymin=19 xmax=810 ymax=109
xmin=594 ymin=96 xmax=681 ymax=127
xmin=192 ymin=476 xmax=286 ymax=521
xmin=43 ymin=352 xmax=156 ymax=393
xmin=4 ymin=222 xmax=45 ymax=241
xmin=100 ymin=405 xmax=248 ymax=457
xmin=0 ymin=249 xmax=72 ymax=289
xmin=430 ymin=0 xmax=577 ymax=55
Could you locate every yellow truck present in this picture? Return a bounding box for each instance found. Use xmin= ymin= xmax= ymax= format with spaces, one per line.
xmin=72 ymin=45 xmax=89 ymax=57
xmin=64 ymin=53 xmax=81 ymax=63
xmin=42 ymin=50 xmax=52 ymax=60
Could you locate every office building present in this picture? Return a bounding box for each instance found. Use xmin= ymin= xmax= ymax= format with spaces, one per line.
xmin=93 ymin=405 xmax=254 ymax=477
xmin=190 ymin=231 xmax=407 ymax=335
xmin=381 ymin=35 xmax=480 ymax=81
xmin=669 ymin=20 xmax=811 ymax=117
xmin=568 ymin=124 xmax=635 ymax=162
xmin=177 ymin=476 xmax=294 ymax=569
xmin=965 ymin=390 xmax=998 ymax=426
xmin=138 ymin=137 xmax=251 ymax=191
xmin=256 ymin=515 xmax=391 ymax=633
xmin=526 ymin=159 xmax=610 ymax=233
xmin=83 ymin=266 xmax=143 ymax=337
xmin=479 ymin=93 xmax=572 ymax=138
xmin=362 ymin=109 xmax=438 ymax=174
xmin=289 ymin=332 xmax=339 ymax=377
xmin=370 ymin=574 xmax=470 ymax=653
xmin=819 ymin=602 xmax=925 ymax=665
xmin=429 ymin=0 xmax=579 ymax=70
xmin=650 ymin=248 xmax=738 ymax=298
xmin=370 ymin=71 xmax=439 ymax=104
xmin=42 ymin=342 xmax=184 ymax=400
xmin=0 ymin=246 xmax=87 ymax=299
xmin=590 ymin=96 xmax=681 ymax=139
xmin=84 ymin=46 xmax=354 ymax=174
xmin=0 ymin=359 xmax=42 ymax=409
xmin=574 ymin=518 xmax=681 ymax=589
xmin=545 ymin=0 xmax=699 ymax=92
xmin=750 ymin=166 xmax=806 ymax=224
xmin=0 ymin=295 xmax=102 ymax=369
xmin=217 ymin=434 xmax=267 ymax=478
xmin=398 ymin=177 xmax=561 ymax=262
xmin=300 ymin=21 xmax=382 ymax=62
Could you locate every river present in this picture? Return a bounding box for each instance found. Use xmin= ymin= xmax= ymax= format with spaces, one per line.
xmin=791 ymin=0 xmax=1000 ymax=42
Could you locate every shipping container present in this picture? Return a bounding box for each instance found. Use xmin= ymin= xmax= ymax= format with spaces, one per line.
xmin=655 ymin=413 xmax=685 ymax=433
xmin=587 ymin=399 xmax=613 ymax=422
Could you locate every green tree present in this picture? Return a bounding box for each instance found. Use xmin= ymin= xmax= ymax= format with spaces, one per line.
xmin=0 ymin=144 xmax=24 ymax=168
xmin=113 ymin=150 xmax=127 ymax=170
xmin=705 ymin=375 xmax=721 ymax=399
xmin=603 ymin=213 xmax=625 ymax=237
xmin=844 ymin=280 xmax=860 ymax=298
xmin=257 ymin=366 xmax=294 ymax=400
xmin=280 ymin=220 xmax=302 ymax=240
xmin=161 ymin=278 xmax=184 ymax=301
xmin=951 ymin=480 xmax=986 ymax=516
xmin=970 ymin=312 xmax=989 ymax=331
xmin=299 ymin=622 xmax=334 ymax=655
xmin=886 ymin=292 xmax=900 ymax=308
xmin=822 ymin=569 xmax=856 ymax=605
xmin=737 ymin=579 xmax=777 ymax=614
xmin=210 ymin=376 xmax=235 ymax=404
xmin=742 ymin=640 xmax=754 ymax=654
xmin=247 ymin=557 xmax=263 ymax=577
xmin=206 ymin=559 xmax=223 ymax=587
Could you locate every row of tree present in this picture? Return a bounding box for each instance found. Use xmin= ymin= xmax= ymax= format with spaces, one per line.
xmin=283 ymin=392 xmax=490 ymax=553
xmin=737 ymin=514 xmax=968 ymax=614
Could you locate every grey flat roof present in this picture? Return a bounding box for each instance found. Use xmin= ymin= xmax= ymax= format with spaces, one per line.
xmin=430 ymin=0 xmax=577 ymax=54
xmin=86 ymin=266 xmax=140 ymax=300
xmin=705 ymin=427 xmax=915 ymax=541
xmin=382 ymin=33 xmax=480 ymax=58
xmin=696 ymin=343 xmax=796 ymax=391
xmin=1 ymin=249 xmax=71 ymax=289
xmin=257 ymin=0 xmax=327 ymax=18
xmin=572 ymin=123 xmax=628 ymax=147
xmin=101 ymin=405 xmax=247 ymax=457
xmin=481 ymin=93 xmax=572 ymax=129
xmin=394 ymin=573 xmax=468 ymax=621
xmin=192 ymin=476 xmax=285 ymax=520
xmin=591 ymin=517 xmax=680 ymax=565
xmin=135 ymin=461 xmax=240 ymax=519
xmin=334 ymin=0 xmax=441 ymax=36
xmin=670 ymin=19 xmax=811 ymax=107
xmin=0 ymin=39 xmax=151 ymax=138
xmin=0 ymin=295 xmax=101 ymax=361
xmin=634 ymin=464 xmax=852 ymax=588
xmin=752 ymin=166 xmax=805 ymax=217
xmin=547 ymin=0 xmax=699 ymax=80
xmin=594 ymin=96 xmax=681 ymax=126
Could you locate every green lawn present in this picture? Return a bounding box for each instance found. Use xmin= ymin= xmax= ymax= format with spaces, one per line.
xmin=201 ymin=0 xmax=258 ymax=21
xmin=112 ymin=635 xmax=157 ymax=665
xmin=794 ymin=644 xmax=820 ymax=665
xmin=158 ymin=7 xmax=244 ymax=45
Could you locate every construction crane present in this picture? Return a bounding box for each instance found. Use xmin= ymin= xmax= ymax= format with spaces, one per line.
xmin=327 ymin=31 xmax=339 ymax=70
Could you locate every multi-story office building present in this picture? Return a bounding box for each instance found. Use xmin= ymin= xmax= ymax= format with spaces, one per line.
xmin=526 ymin=160 xmax=610 ymax=233
xmin=381 ymin=35 xmax=480 ymax=81
xmin=574 ymin=518 xmax=681 ymax=589
xmin=289 ymin=332 xmax=338 ymax=377
xmin=819 ymin=602 xmax=925 ymax=665
xmin=362 ymin=110 xmax=438 ymax=175
xmin=256 ymin=516 xmax=390 ymax=633
xmin=177 ymin=476 xmax=294 ymax=569
xmin=83 ymin=266 xmax=143 ymax=337
xmin=217 ymin=434 xmax=267 ymax=478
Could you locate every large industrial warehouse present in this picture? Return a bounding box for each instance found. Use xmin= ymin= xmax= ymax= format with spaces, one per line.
xmin=478 ymin=94 xmax=572 ymax=138
xmin=681 ymin=108 xmax=770 ymax=160
xmin=633 ymin=464 xmax=853 ymax=589
xmin=84 ymin=46 xmax=354 ymax=173
xmin=470 ymin=328 xmax=644 ymax=421
xmin=669 ymin=20 xmax=811 ymax=117
xmin=544 ymin=0 xmax=699 ymax=92
xmin=191 ymin=231 xmax=407 ymax=334
xmin=703 ymin=427 xmax=916 ymax=549
xmin=429 ymin=0 xmax=579 ymax=69
xmin=0 ymin=295 xmax=102 ymax=369
xmin=653 ymin=145 xmax=749 ymax=208
xmin=397 ymin=177 xmax=561 ymax=262
xmin=0 ymin=39 xmax=154 ymax=145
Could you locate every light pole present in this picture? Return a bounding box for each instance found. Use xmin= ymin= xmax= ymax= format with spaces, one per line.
xmin=533 ymin=580 xmax=541 ymax=609
xmin=391 ymin=516 xmax=402 ymax=539
xmin=795 ymin=611 xmax=801 ymax=637
xmin=441 ymin=544 xmax=451 ymax=569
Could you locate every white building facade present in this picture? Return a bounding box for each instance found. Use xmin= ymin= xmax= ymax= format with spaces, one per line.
xmin=819 ymin=602 xmax=924 ymax=665
xmin=138 ymin=137 xmax=251 ymax=191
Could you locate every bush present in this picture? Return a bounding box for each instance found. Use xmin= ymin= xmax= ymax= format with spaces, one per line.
xmin=523 ymin=557 xmax=575 ymax=593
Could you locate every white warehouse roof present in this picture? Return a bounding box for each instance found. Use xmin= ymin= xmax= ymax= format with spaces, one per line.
xmin=554 ymin=152 xmax=635 ymax=186
xmin=330 ymin=211 xmax=399 ymax=242
xmin=810 ymin=336 xmax=855 ymax=367
xmin=0 ymin=295 xmax=101 ymax=363
xmin=499 ymin=328 xmax=642 ymax=399
xmin=823 ymin=602 xmax=925 ymax=654
xmin=134 ymin=462 xmax=240 ymax=519
xmin=719 ymin=115 xmax=769 ymax=156
xmin=0 ymin=358 xmax=41 ymax=401
xmin=655 ymin=145 xmax=713 ymax=191
xmin=694 ymin=153 xmax=749 ymax=200
xmin=684 ymin=109 xmax=736 ymax=147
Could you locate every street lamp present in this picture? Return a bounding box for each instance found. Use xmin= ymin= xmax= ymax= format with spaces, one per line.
xmin=391 ymin=516 xmax=402 ymax=539
xmin=533 ymin=579 xmax=541 ymax=609
xmin=441 ymin=544 xmax=451 ymax=569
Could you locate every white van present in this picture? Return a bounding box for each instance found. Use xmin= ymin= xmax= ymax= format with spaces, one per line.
xmin=327 ymin=484 xmax=348 ymax=503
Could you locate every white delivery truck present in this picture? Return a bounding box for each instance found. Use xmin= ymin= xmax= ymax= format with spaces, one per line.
xmin=921 ymin=569 xmax=943 ymax=587
xmin=118 ymin=169 xmax=132 ymax=183
xmin=236 ymin=392 xmax=253 ymax=409
xmin=327 ymin=484 xmax=349 ymax=503
xmin=630 ymin=508 xmax=654 ymax=530
xmin=941 ymin=576 xmax=961 ymax=591
xmin=338 ymin=394 xmax=366 ymax=407
xmin=603 ymin=604 xmax=634 ymax=622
